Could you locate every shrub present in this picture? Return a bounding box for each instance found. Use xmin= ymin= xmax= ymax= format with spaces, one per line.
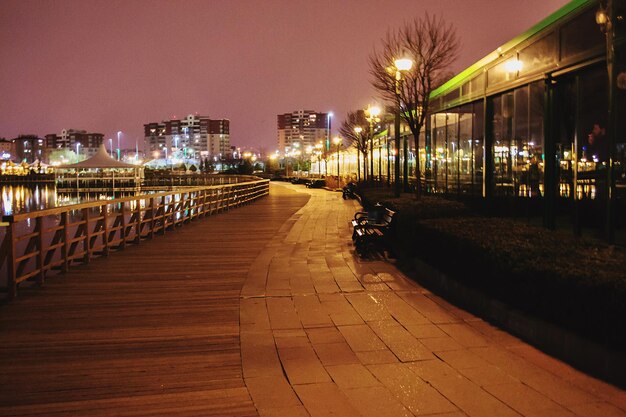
xmin=357 ymin=188 xmax=626 ymax=349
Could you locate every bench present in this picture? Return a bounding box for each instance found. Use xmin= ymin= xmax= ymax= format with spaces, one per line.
xmin=351 ymin=206 xmax=396 ymax=257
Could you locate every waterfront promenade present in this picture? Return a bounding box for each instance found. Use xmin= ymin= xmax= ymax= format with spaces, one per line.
xmin=0 ymin=183 xmax=624 ymax=416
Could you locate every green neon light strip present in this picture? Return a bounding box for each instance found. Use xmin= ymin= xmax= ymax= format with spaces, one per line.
xmin=373 ymin=129 xmax=389 ymax=139
xmin=430 ymin=0 xmax=592 ymax=99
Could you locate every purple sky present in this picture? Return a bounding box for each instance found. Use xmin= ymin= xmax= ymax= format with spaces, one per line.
xmin=1 ymin=0 xmax=569 ymax=152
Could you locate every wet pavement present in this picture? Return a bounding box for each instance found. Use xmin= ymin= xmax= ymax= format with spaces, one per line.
xmin=240 ymin=183 xmax=626 ymax=417
xmin=0 ymin=182 xmax=624 ymax=416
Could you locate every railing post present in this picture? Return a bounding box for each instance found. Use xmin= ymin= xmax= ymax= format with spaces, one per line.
xmin=62 ymin=211 xmax=69 ymax=272
xmin=134 ymin=198 xmax=141 ymax=243
xmin=83 ymin=208 xmax=91 ymax=264
xmin=149 ymin=197 xmax=155 ymax=239
xmin=103 ymin=204 xmax=110 ymax=256
xmin=120 ymin=201 xmax=127 ymax=249
xmin=36 ymin=216 xmax=45 ymax=285
xmin=6 ymin=222 xmax=17 ymax=300
xmin=162 ymin=196 xmax=167 ymax=235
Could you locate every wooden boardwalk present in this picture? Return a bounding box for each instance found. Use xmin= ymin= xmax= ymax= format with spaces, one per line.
xmin=0 ymin=184 xmax=308 ymax=416
xmin=1 ymin=183 xmax=625 ymax=417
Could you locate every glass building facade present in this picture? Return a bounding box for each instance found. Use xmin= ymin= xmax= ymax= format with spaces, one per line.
xmin=421 ymin=0 xmax=625 ymax=239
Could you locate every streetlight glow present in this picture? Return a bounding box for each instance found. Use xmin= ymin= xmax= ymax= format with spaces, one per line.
xmin=504 ymin=59 xmax=523 ymax=73
xmin=367 ymin=106 xmax=381 ymax=118
xmin=394 ymin=58 xmax=413 ymax=71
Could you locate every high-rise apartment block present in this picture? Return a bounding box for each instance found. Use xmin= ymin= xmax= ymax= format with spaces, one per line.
xmin=12 ymin=134 xmax=45 ymax=163
xmin=44 ymin=129 xmax=104 ymax=160
xmin=144 ymin=114 xmax=230 ymax=159
xmin=277 ymin=110 xmax=329 ymax=153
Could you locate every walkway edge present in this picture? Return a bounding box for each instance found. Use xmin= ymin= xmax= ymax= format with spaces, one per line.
xmin=405 ymin=256 xmax=626 ymax=389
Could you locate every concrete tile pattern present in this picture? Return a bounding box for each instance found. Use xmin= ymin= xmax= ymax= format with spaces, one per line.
xmin=241 ymin=183 xmax=626 ymax=417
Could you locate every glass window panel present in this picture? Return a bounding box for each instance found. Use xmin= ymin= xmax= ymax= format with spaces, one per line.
xmin=458 ymin=104 xmax=473 ymax=193
xmin=580 ymin=67 xmax=608 ymax=164
xmin=444 ymin=88 xmax=460 ymax=105
xmin=514 ymin=86 xmax=530 ymax=196
xmin=447 ymin=112 xmax=459 ymax=193
xmin=519 ymin=33 xmax=556 ymax=75
xmin=578 ymin=66 xmax=608 ymax=200
xmin=487 ymin=59 xmax=518 ymax=87
xmin=561 ymin=7 xmax=604 ymax=60
xmin=418 ymin=126 xmax=426 ymax=180
xmin=473 ymin=101 xmax=485 ymax=195
xmin=470 ymin=74 xmax=485 ymax=95
xmin=493 ymin=93 xmax=515 ymax=195
xmin=433 ymin=113 xmax=448 ymax=192
xmin=528 ymin=81 xmax=545 ymax=197
xmin=556 ymin=77 xmax=576 ymax=199
xmin=461 ymin=82 xmax=470 ymax=96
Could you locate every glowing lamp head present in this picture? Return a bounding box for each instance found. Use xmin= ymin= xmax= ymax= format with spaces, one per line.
xmin=333 ymin=136 xmax=342 ymax=145
xmin=596 ymin=8 xmax=608 ymax=26
xmin=367 ymin=106 xmax=381 ymax=118
xmin=354 ymin=126 xmax=363 ymax=134
xmin=504 ymin=59 xmax=523 ymax=73
xmin=394 ymin=58 xmax=413 ymax=71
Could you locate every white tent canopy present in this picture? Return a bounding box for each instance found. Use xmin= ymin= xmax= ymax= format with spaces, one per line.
xmin=29 ymin=159 xmax=49 ymax=168
xmin=58 ymin=144 xmax=138 ymax=169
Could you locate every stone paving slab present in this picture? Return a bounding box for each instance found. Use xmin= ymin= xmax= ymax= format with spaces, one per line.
xmin=241 ymin=183 xmax=626 ymax=417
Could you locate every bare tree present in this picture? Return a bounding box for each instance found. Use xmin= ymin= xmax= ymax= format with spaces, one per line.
xmin=370 ymin=13 xmax=459 ymax=196
xmin=339 ymin=110 xmax=369 ymax=181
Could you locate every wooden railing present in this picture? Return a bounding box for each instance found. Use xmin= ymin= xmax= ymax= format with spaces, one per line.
xmin=0 ymin=179 xmax=269 ymax=299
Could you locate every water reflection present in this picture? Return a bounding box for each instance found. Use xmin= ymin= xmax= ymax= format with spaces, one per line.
xmin=1 ymin=184 xmax=145 ymax=216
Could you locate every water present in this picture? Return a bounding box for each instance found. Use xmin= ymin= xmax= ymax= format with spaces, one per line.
xmin=0 ymin=184 xmax=152 ymax=290
xmin=1 ymin=184 xmax=141 ymax=217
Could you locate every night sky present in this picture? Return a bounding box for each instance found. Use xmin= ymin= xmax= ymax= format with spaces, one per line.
xmin=1 ymin=0 xmax=569 ymax=152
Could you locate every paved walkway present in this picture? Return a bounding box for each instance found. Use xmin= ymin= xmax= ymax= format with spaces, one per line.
xmin=1 ymin=183 xmax=625 ymax=416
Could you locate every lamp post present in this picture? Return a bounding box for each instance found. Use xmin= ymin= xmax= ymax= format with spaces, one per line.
xmin=333 ymin=136 xmax=342 ymax=188
xmin=393 ymin=57 xmax=413 ymax=196
xmin=365 ymin=105 xmax=381 ymax=184
xmin=354 ymin=126 xmax=363 ymax=182
xmin=75 ymin=142 xmax=81 ymax=161
xmin=378 ymin=136 xmax=383 ymax=183
xmin=116 ymin=131 xmax=122 ymax=161
xmin=315 ymin=142 xmax=323 ymax=177
xmin=109 ymin=138 xmax=113 ymax=158
xmin=386 ymin=136 xmax=391 ymax=186
xmin=327 ymin=112 xmax=333 ymax=152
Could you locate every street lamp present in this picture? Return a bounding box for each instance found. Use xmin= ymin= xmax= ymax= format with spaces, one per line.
xmin=327 ymin=112 xmax=333 ymax=152
xmin=333 ymin=136 xmax=342 ymax=188
xmin=76 ymin=142 xmax=81 ymax=161
xmin=354 ymin=126 xmax=363 ymax=181
xmin=366 ymin=105 xmax=381 ymax=184
xmin=109 ymin=138 xmax=113 ymax=158
xmin=393 ymin=57 xmax=413 ymax=196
